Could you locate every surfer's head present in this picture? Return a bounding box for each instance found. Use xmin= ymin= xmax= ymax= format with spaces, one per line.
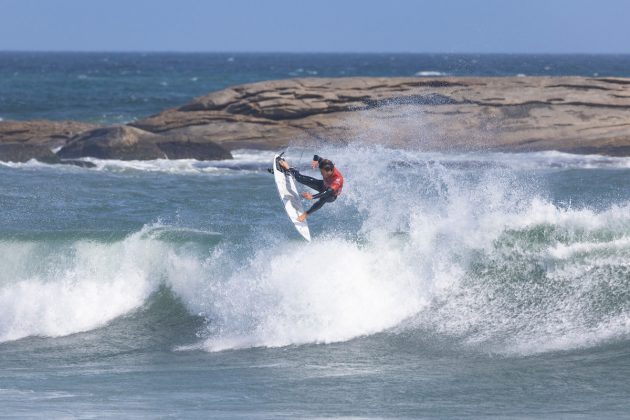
xmin=318 ymin=159 xmax=334 ymax=176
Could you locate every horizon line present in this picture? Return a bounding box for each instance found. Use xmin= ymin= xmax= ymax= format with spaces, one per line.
xmin=1 ymin=49 xmax=630 ymax=56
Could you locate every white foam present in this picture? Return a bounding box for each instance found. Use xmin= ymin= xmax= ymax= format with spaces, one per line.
xmin=272 ymin=144 xmax=630 ymax=355
xmin=397 ymin=150 xmax=630 ymax=170
xmin=415 ymin=71 xmax=447 ymax=77
xmin=0 ymin=271 xmax=151 ymax=342
xmin=2 ymin=147 xmax=629 ymax=174
xmin=95 ymin=149 xmax=273 ymax=174
xmin=0 ymin=159 xmax=51 ymax=169
xmin=0 ymin=225 xmax=191 ymax=342
xmin=2 ymin=142 xmax=628 ymax=356
xmin=174 ymin=238 xmax=428 ymax=352
xmin=547 ymin=237 xmax=630 ymax=260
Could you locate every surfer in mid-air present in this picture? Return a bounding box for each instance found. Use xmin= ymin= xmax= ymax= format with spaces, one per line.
xmin=277 ymin=155 xmax=344 ymax=222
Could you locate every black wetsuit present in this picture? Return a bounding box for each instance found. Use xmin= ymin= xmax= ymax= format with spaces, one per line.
xmin=287 ymin=168 xmax=337 ymax=215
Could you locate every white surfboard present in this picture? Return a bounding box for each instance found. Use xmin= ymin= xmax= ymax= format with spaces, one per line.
xmin=272 ymin=153 xmax=311 ymax=241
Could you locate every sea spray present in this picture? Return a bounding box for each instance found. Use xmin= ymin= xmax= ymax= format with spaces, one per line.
xmin=176 ymin=237 xmax=429 ymax=352
xmin=0 ymin=147 xmax=628 ymax=356
xmin=180 ymin=145 xmax=630 ymax=354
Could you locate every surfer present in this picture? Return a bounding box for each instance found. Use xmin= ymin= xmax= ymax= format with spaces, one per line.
xmin=278 ymin=155 xmax=343 ymax=222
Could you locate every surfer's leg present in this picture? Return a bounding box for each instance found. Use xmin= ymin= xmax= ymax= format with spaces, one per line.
xmin=306 ymin=196 xmax=336 ymax=215
xmin=289 ymin=170 xmax=325 ymax=192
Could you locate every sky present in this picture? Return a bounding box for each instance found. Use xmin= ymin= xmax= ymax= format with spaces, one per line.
xmin=1 ymin=0 xmax=629 ymax=54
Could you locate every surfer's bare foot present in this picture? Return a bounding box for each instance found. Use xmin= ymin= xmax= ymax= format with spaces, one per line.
xmin=297 ymin=213 xmax=307 ymax=222
xmin=278 ymin=159 xmax=290 ymax=170
xmin=301 ymin=192 xmax=313 ymax=200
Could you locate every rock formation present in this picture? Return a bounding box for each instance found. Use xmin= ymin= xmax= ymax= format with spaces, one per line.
xmin=129 ymin=77 xmax=630 ymax=156
xmin=0 ymin=120 xmax=98 ymax=150
xmin=2 ymin=76 xmax=630 ymax=162
xmin=57 ymin=125 xmax=232 ymax=161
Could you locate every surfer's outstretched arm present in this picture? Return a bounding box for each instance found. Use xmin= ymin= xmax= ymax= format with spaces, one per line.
xmin=311 ymin=188 xmax=334 ymax=200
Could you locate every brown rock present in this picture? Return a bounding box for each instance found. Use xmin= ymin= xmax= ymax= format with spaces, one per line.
xmin=58 ymin=125 xmax=232 ymax=161
xmin=0 ymin=143 xmax=60 ymax=163
xmin=7 ymin=76 xmax=630 ymax=160
xmin=0 ymin=120 xmax=99 ymax=149
xmin=58 ymin=126 xmax=164 ymax=160
xmin=129 ymin=76 xmax=630 ymax=156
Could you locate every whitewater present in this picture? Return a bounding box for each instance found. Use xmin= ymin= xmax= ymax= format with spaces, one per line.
xmin=1 ymin=144 xmax=630 ymax=417
xmin=3 ymin=50 xmax=630 ymax=418
xmin=1 ymin=146 xmax=628 ymax=349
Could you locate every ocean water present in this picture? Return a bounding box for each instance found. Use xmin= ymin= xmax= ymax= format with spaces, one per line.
xmin=2 ymin=52 xmax=630 ymax=124
xmin=1 ymin=54 xmax=630 ymax=418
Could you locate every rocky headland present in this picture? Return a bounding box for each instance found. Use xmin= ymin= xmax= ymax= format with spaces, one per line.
xmin=2 ymin=76 xmax=630 ymax=163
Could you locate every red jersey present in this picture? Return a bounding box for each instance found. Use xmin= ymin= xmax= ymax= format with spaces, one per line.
xmin=323 ymin=167 xmax=343 ymax=196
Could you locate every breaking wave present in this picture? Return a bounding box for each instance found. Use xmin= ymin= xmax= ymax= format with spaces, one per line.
xmin=1 ymin=146 xmax=628 ymax=357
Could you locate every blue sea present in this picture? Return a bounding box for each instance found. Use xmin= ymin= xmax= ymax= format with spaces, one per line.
xmin=1 ymin=53 xmax=630 ymax=418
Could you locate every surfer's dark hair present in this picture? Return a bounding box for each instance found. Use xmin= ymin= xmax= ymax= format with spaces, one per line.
xmin=319 ymin=159 xmax=334 ymax=171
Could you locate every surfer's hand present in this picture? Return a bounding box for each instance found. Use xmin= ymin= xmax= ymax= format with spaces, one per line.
xmin=301 ymin=192 xmax=313 ymax=200
xmin=298 ymin=213 xmax=307 ymax=222
xmin=311 ymin=160 xmax=318 ymax=169
xmin=279 ymin=159 xmax=290 ymax=170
